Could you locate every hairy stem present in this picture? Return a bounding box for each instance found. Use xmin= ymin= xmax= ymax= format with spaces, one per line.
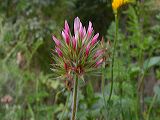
xmin=71 ymin=74 xmax=79 ymax=120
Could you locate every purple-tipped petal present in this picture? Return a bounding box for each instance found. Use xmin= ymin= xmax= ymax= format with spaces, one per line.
xmin=79 ymin=22 xmax=83 ymax=39
xmin=87 ymin=21 xmax=93 ymax=38
xmin=82 ymin=27 xmax=87 ymax=44
xmin=72 ymin=36 xmax=77 ymax=50
xmin=62 ymin=30 xmax=70 ymax=45
xmin=91 ymin=33 xmax=99 ymax=46
xmin=83 ymin=27 xmax=86 ymax=37
xmin=95 ymin=58 xmax=104 ymax=67
xmin=65 ymin=20 xmax=70 ymax=34
xmin=52 ymin=35 xmax=61 ymax=46
xmin=55 ymin=47 xmax=63 ymax=57
xmin=74 ymin=17 xmax=80 ymax=34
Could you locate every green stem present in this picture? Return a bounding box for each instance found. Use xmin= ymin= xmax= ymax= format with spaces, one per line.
xmin=28 ymin=103 xmax=35 ymax=120
xmin=36 ymin=78 xmax=39 ymax=119
xmin=3 ymin=40 xmax=24 ymax=63
xmin=108 ymin=12 xmax=118 ymax=103
xmin=146 ymin=94 xmax=157 ymax=120
xmin=71 ymin=74 xmax=79 ymax=120
xmin=61 ymin=93 xmax=70 ymax=120
xmin=55 ymin=88 xmax=65 ymax=103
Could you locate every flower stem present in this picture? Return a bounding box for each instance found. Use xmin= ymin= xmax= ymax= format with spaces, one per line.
xmin=71 ymin=74 xmax=79 ymax=120
xmin=108 ymin=12 xmax=118 ymax=103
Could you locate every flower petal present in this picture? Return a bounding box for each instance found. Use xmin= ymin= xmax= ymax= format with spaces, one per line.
xmin=87 ymin=21 xmax=93 ymax=38
xmin=79 ymin=22 xmax=83 ymax=39
xmin=74 ymin=17 xmax=80 ymax=35
xmin=52 ymin=35 xmax=61 ymax=46
xmin=91 ymin=33 xmax=99 ymax=46
xmin=85 ymin=44 xmax=90 ymax=56
xmin=62 ymin=30 xmax=70 ymax=45
xmin=94 ymin=49 xmax=104 ymax=59
xmin=55 ymin=47 xmax=63 ymax=57
xmin=95 ymin=58 xmax=104 ymax=67
xmin=65 ymin=20 xmax=70 ymax=34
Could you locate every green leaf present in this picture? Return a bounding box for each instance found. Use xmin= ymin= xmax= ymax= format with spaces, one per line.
xmin=143 ymin=56 xmax=160 ymax=70
xmin=86 ymin=82 xmax=94 ymax=98
xmin=154 ymin=85 xmax=160 ymax=97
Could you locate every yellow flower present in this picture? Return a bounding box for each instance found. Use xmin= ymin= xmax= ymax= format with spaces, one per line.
xmin=112 ymin=0 xmax=132 ymax=10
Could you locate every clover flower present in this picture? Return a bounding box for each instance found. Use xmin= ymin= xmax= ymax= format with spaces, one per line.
xmin=51 ymin=17 xmax=108 ymax=80
xmin=51 ymin=17 xmax=110 ymax=120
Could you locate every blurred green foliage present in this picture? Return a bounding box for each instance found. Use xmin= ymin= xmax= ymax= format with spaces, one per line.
xmin=0 ymin=0 xmax=160 ymax=120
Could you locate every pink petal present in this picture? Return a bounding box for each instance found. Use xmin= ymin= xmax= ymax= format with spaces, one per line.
xmin=91 ymin=33 xmax=99 ymax=46
xmin=74 ymin=17 xmax=80 ymax=35
xmin=79 ymin=22 xmax=83 ymax=39
xmin=75 ymin=32 xmax=79 ymax=40
xmin=85 ymin=44 xmax=90 ymax=56
xmin=94 ymin=49 xmax=104 ymax=59
xmin=62 ymin=30 xmax=70 ymax=45
xmin=83 ymin=27 xmax=86 ymax=37
xmin=87 ymin=21 xmax=93 ymax=38
xmin=95 ymin=58 xmax=104 ymax=67
xmin=55 ymin=47 xmax=63 ymax=57
xmin=52 ymin=35 xmax=61 ymax=47
xmin=65 ymin=20 xmax=70 ymax=34
xmin=82 ymin=27 xmax=86 ymax=44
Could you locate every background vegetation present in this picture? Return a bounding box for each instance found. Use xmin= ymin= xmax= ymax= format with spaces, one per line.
xmin=0 ymin=0 xmax=160 ymax=120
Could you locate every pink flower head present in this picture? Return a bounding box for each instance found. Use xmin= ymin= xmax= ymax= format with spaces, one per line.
xmin=52 ymin=35 xmax=61 ymax=47
xmin=55 ymin=47 xmax=63 ymax=57
xmin=62 ymin=30 xmax=70 ymax=45
xmin=87 ymin=21 xmax=93 ymax=38
xmin=65 ymin=20 xmax=70 ymax=34
xmin=51 ymin=17 xmax=109 ymax=79
xmin=91 ymin=33 xmax=99 ymax=46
